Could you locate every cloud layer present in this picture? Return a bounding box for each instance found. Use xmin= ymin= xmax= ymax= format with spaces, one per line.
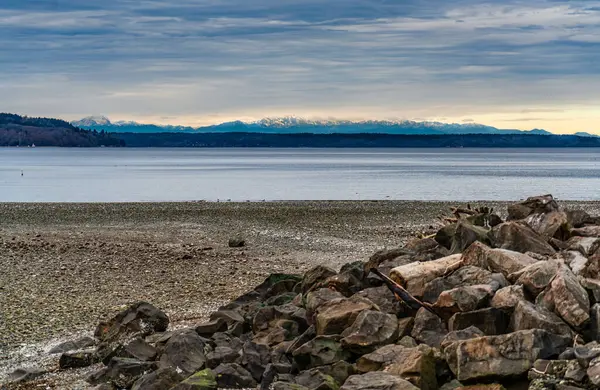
xmin=1 ymin=0 xmax=599 ymax=132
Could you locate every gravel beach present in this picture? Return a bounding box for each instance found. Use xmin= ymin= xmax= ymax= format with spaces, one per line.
xmin=2 ymin=200 xmax=600 ymax=388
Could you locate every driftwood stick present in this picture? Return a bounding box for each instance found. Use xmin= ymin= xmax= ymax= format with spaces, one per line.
xmin=370 ymin=268 xmax=440 ymax=318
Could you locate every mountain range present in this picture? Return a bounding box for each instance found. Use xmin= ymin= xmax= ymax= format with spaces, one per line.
xmin=71 ymin=116 xmax=597 ymax=137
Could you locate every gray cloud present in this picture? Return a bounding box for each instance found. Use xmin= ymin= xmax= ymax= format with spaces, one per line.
xmin=0 ymin=0 xmax=599 ymax=131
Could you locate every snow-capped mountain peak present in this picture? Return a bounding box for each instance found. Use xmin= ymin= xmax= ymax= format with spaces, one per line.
xmin=72 ymin=115 xmax=112 ymax=127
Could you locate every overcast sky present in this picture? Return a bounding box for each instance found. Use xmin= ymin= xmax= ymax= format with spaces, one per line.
xmin=1 ymin=0 xmax=599 ymax=133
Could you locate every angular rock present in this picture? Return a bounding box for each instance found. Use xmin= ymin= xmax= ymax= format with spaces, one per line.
xmin=306 ymin=288 xmax=345 ymax=323
xmin=171 ymin=368 xmax=217 ymax=390
xmin=491 ymin=285 xmax=526 ymax=311
xmin=327 ymin=261 xmax=365 ymax=296
xmin=489 ymin=222 xmax=556 ymax=256
xmin=94 ymin=302 xmax=169 ymax=343
xmin=448 ymin=308 xmax=509 ymax=336
xmin=206 ymin=346 xmax=241 ymax=368
xmin=341 ymin=372 xmax=419 ymax=390
xmin=540 ymin=265 xmax=590 ymax=329
xmin=292 ymin=336 xmax=351 ymax=370
xmin=315 ymin=296 xmax=376 ymax=336
xmin=88 ymin=358 xmax=155 ymax=388
xmin=511 ymin=260 xmax=561 ymax=296
xmin=525 ymin=211 xmax=570 ymax=240
xmin=440 ymin=326 xmax=485 ymax=352
xmin=357 ymin=344 xmax=409 ymax=373
xmin=511 ymin=300 xmax=572 ymax=336
xmin=449 ymin=222 xmax=490 ymax=254
xmin=397 ymin=336 xmax=418 ymax=348
xmin=411 ymin=307 xmax=447 ymax=348
xmin=213 ymin=363 xmax=257 ymax=388
xmin=572 ymin=226 xmax=600 ymax=238
xmin=228 ymin=237 xmax=245 ymax=247
xmin=341 ymin=310 xmax=399 ymax=354
xmin=240 ymin=341 xmax=271 ymax=382
xmin=423 ymin=265 xmax=506 ymax=304
xmin=507 ymin=195 xmax=559 ymax=221
xmin=131 ymin=367 xmax=184 ymax=390
xmin=367 ymin=255 xmax=416 ymax=287
xmin=398 ymin=318 xmax=414 ymax=338
xmin=440 ymin=380 xmax=463 ymax=390
xmin=561 ymin=251 xmax=591 ymax=277
xmin=49 ymin=336 xmax=97 ymax=354
xmin=59 ymin=349 xmax=98 ymax=369
xmin=158 ymin=329 xmax=208 ymax=376
xmin=261 ymin=363 xmax=293 ymax=390
xmin=196 ymin=318 xmax=228 ymax=337
xmin=574 ymin=344 xmax=600 ymax=368
xmin=272 ymin=383 xmax=310 ymax=390
xmin=302 ymin=266 xmax=337 ymax=293
xmin=567 ymin=236 xmax=600 ymax=256
xmin=365 ymin=248 xmax=413 ymax=275
xmin=444 ymin=329 xmax=571 ymax=381
xmin=384 ymin=345 xmax=437 ymax=390
xmin=433 ymin=284 xmax=495 ymax=317
xmin=355 ymin=286 xmax=401 ymax=315
xmin=209 ymin=310 xmax=245 ymax=325
xmin=588 ymin=356 xmax=600 ymax=386
xmin=487 ymin=249 xmax=540 ymax=278
xmin=566 ymin=209 xmax=593 ymax=228
xmin=295 ymin=369 xmax=340 ymax=390
xmin=390 ymin=254 xmax=463 ymax=297
xmin=118 ymin=338 xmax=158 ymax=361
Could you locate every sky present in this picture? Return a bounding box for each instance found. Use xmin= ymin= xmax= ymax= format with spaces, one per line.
xmin=1 ymin=0 xmax=599 ymax=133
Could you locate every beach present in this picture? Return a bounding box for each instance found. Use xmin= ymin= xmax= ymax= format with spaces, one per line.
xmin=2 ymin=200 xmax=600 ymax=387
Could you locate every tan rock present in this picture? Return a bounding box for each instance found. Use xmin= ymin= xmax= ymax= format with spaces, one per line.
xmin=390 ymin=254 xmax=463 ymax=297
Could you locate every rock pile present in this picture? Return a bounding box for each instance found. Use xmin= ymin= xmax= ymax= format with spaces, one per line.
xmin=8 ymin=194 xmax=600 ymax=390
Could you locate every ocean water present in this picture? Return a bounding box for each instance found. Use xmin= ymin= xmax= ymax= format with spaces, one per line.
xmin=0 ymin=148 xmax=598 ymax=202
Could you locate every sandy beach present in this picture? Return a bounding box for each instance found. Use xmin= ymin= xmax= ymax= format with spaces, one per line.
xmin=2 ymin=200 xmax=600 ymax=388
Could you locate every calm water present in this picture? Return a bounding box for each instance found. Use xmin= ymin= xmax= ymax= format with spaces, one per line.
xmin=0 ymin=148 xmax=599 ymax=202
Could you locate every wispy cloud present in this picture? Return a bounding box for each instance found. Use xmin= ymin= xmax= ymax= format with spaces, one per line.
xmin=0 ymin=0 xmax=599 ymax=133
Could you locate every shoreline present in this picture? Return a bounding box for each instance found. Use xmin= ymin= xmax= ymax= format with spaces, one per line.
xmin=2 ymin=200 xmax=600 ymax=386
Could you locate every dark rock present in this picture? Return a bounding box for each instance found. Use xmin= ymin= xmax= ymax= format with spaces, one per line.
xmin=266 ymin=293 xmax=299 ymax=307
xmin=538 ymin=265 xmax=590 ymax=329
xmin=211 ymin=332 xmax=242 ymax=349
xmin=306 ymin=288 xmax=346 ymax=323
xmin=567 ymin=236 xmax=600 ymax=256
xmin=440 ymin=326 xmax=485 ymax=352
xmin=574 ymin=344 xmax=600 ymax=368
xmin=49 ymin=336 xmax=96 ymax=354
xmin=354 ymin=286 xmax=401 ymax=315
xmin=273 ymin=382 xmax=310 ymax=390
xmin=59 ymin=349 xmax=99 ymax=369
xmin=7 ymin=367 xmax=46 ymax=384
xmin=398 ymin=318 xmax=414 ymax=338
xmin=241 ymin=341 xmax=271 ymax=382
xmin=511 ymin=260 xmax=561 ymax=296
xmin=228 ymin=237 xmax=245 ymax=247
xmin=423 ymin=265 xmax=506 ymax=304
xmin=302 ymin=265 xmax=338 ymax=293
xmin=436 ymin=224 xmax=458 ymax=249
xmin=364 ymin=248 xmax=413 ymax=274
xmin=444 ymin=329 xmax=571 ymax=381
xmin=87 ymin=358 xmax=155 ymax=388
xmin=511 ymin=300 xmax=572 ymax=336
xmin=206 ymin=346 xmax=241 ymax=368
xmin=560 ymin=251 xmax=592 ymax=277
xmin=566 ymin=209 xmax=593 ymax=228
xmin=120 ymin=338 xmax=158 ymax=361
xmin=448 ymin=307 xmax=509 ymax=336
xmin=433 ymin=284 xmax=495 ymax=318
xmin=405 ymin=237 xmax=439 ymax=253
xmin=588 ymin=356 xmax=600 ymax=386
xmin=565 ymin=360 xmax=587 ymax=382
xmin=172 ymin=368 xmax=217 ymax=390
xmin=385 ymin=345 xmax=437 ymax=390
xmin=261 ymin=363 xmax=293 ymax=390
xmin=357 ymin=344 xmax=408 ymax=373
xmin=341 ymin=372 xmax=419 ymax=390
xmin=449 ymin=221 xmax=490 ymax=254
xmin=292 ymin=336 xmax=351 ymax=370
xmin=440 ymin=380 xmax=463 ymax=390
xmin=213 ymin=363 xmax=257 ymax=388
xmin=489 ymin=222 xmax=556 ymax=256
xmin=325 ymin=271 xmax=364 ymax=297
xmin=158 ymin=329 xmax=208 ymax=376
xmin=397 ymin=336 xmax=418 ymax=348
xmin=524 ymin=211 xmax=570 ymax=240
xmin=571 ymin=226 xmax=600 ymax=238
xmin=131 ymin=367 xmax=184 ymax=390
xmin=209 ymin=310 xmax=245 ymax=325
xmin=196 ymin=318 xmax=228 ymax=337
xmin=491 ymin=285 xmax=525 ymax=312
xmin=94 ymin=302 xmax=169 ymax=343
xmin=253 ymin=274 xmax=303 ymax=300
xmin=295 ymin=369 xmax=340 ymax=390
xmin=507 ymin=195 xmax=559 ymax=221
xmin=315 ymin=296 xmax=376 ymax=336
xmin=253 ymin=304 xmax=308 ymax=346
xmin=341 ymin=310 xmax=399 ymax=354
xmin=411 ymin=307 xmax=447 ymax=348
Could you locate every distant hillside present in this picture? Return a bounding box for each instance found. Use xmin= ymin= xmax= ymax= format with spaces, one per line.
xmin=72 ymin=115 xmax=564 ymax=136
xmin=0 ymin=113 xmax=124 ymax=147
xmin=117 ymin=132 xmax=600 ymax=148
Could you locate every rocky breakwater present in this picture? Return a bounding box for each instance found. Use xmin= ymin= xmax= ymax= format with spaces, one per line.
xmin=7 ymin=194 xmax=600 ymax=390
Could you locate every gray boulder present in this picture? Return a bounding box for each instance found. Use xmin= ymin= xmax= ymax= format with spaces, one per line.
xmin=448 ymin=308 xmax=509 ymax=336
xmin=411 ymin=307 xmax=447 ymax=348
xmin=158 ymin=329 xmax=208 ymax=376
xmin=489 ymin=222 xmax=556 ymax=256
xmin=213 ymin=363 xmax=257 ymax=389
xmin=511 ymin=300 xmax=572 ymax=336
xmin=94 ymin=302 xmax=169 ymax=343
xmin=315 ymin=296 xmax=376 ymax=336
xmin=341 ymin=310 xmax=399 ymax=354
xmin=341 ymin=372 xmax=419 ymax=390
xmin=292 ymin=336 xmax=351 ymax=370
xmin=131 ymin=367 xmax=184 ymax=390
xmin=491 ymin=285 xmax=526 ymax=311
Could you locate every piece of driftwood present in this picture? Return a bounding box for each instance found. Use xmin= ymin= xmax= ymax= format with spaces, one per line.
xmin=370 ymin=268 xmax=439 ymax=317
xmin=389 ymin=254 xmax=463 ymax=297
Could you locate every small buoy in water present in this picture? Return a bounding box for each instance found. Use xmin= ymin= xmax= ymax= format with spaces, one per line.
xmin=21 ymin=170 xmax=23 ymax=176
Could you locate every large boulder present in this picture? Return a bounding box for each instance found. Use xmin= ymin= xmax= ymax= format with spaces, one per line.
xmin=489 ymin=222 xmax=556 ymax=256
xmin=355 ymin=286 xmax=401 ymax=315
xmin=357 ymin=344 xmax=410 ymax=373
xmin=511 ymin=300 xmax=572 ymax=336
xmin=511 ymin=260 xmax=561 ymax=296
xmin=440 ymin=326 xmax=485 ymax=352
xmin=87 ymin=358 xmax=156 ymax=388
xmin=292 ymin=336 xmax=351 ymax=370
xmin=463 ymin=243 xmax=538 ymax=278
xmin=507 ymin=195 xmax=559 ymax=221
xmin=158 ymin=329 xmax=208 ymax=376
xmin=94 ymin=302 xmax=169 ymax=343
xmin=213 ymin=363 xmax=257 ymax=389
xmin=341 ymin=310 xmax=399 ymax=354
xmin=560 ymin=251 xmax=591 ymax=277
xmin=240 ymin=341 xmax=271 ymax=382
xmin=433 ymin=285 xmax=495 ymax=318
xmin=571 ymin=226 xmax=600 ymax=238
xmin=423 ymin=265 xmax=506 ymax=304
xmin=341 ymin=372 xmax=419 ymax=390
xmin=444 ymin=329 xmax=571 ymax=381
xmin=390 ymin=254 xmax=463 ymax=297
xmin=315 ymin=296 xmax=376 ymax=336
xmin=567 ymin=236 xmax=600 ymax=257
xmin=524 ymin=211 xmax=570 ymax=240
xmin=490 ymin=285 xmax=525 ymax=312
xmin=449 ymin=222 xmax=490 ymax=254
xmin=411 ymin=307 xmax=448 ymax=348
xmin=302 ymin=266 xmax=338 ymax=294
xmin=306 ymin=288 xmax=345 ymax=323
xmin=364 ymin=248 xmax=414 ymax=275
xmin=384 ymin=345 xmax=438 ymax=390
xmin=59 ymin=349 xmax=99 ymax=369
xmin=538 ymin=265 xmax=590 ymax=329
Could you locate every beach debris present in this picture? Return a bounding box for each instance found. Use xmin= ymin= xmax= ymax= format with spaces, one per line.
xmin=228 ymin=237 xmax=246 ymax=248
xmin=12 ymin=194 xmax=600 ymax=390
